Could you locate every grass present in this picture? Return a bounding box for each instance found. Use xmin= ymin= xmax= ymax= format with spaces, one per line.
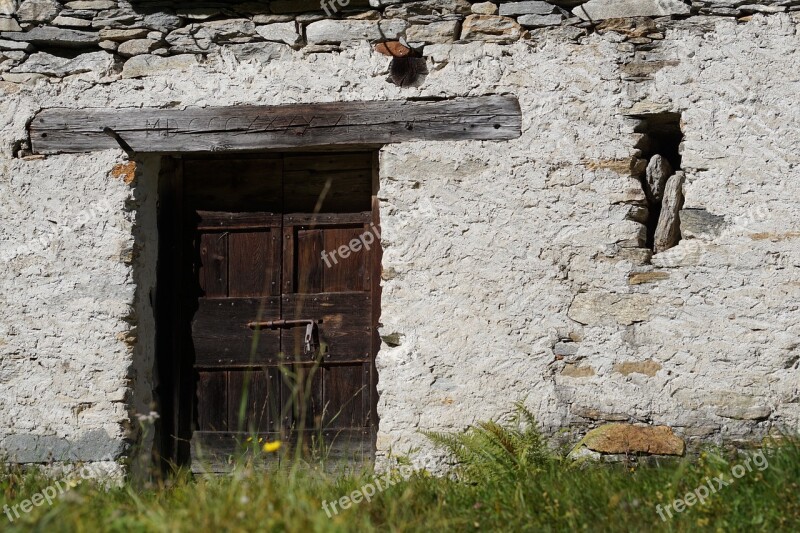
xmin=2 ymin=407 xmax=799 ymax=533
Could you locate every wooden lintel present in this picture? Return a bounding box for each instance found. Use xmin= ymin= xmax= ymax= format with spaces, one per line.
xmin=29 ymin=96 xmax=522 ymax=155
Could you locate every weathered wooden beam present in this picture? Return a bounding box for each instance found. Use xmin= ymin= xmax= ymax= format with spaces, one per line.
xmin=29 ymin=96 xmax=521 ymax=155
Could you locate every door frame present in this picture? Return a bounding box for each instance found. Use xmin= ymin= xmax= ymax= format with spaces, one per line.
xmin=154 ymin=151 xmax=382 ymax=471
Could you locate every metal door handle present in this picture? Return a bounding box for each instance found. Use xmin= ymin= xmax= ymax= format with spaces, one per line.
xmin=247 ymin=319 xmax=322 ymax=329
xmin=247 ymin=319 xmax=321 ymax=355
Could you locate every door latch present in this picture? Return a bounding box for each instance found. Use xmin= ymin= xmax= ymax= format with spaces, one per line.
xmin=303 ymin=321 xmax=318 ymax=355
xmin=247 ymin=318 xmax=321 ymax=356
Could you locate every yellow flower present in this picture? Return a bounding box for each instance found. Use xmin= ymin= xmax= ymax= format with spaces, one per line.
xmin=262 ymin=441 xmax=281 ymax=453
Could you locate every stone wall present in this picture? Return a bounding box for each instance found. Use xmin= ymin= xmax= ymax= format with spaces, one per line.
xmin=0 ymin=1 xmax=798 ymax=471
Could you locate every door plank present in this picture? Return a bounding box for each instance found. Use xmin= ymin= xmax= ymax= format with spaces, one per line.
xmin=196 ymin=211 xmax=282 ymax=230
xmin=282 ymin=293 xmax=372 ymax=362
xmin=282 ymin=364 xmax=323 ymax=433
xmin=197 ymin=372 xmax=228 ymax=432
xmin=295 ymin=229 xmax=324 ymax=294
xmin=192 ymin=297 xmax=281 ymax=366
xmin=323 ymin=365 xmax=368 ymax=429
xmin=227 ymin=369 xmax=279 ymax=433
xmin=229 ymin=231 xmax=281 ymax=297
xmin=198 ymin=232 xmax=228 ymax=297
xmin=323 ymin=227 xmax=369 ymax=293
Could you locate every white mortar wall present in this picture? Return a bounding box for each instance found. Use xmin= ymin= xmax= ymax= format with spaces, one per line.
xmin=0 ymin=13 xmax=798 ymax=469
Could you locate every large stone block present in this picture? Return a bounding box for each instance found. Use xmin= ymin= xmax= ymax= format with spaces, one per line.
xmin=11 ymin=50 xmax=115 ymax=76
xmin=460 ymin=15 xmax=522 ymax=43
xmin=255 ymin=22 xmax=302 ymax=47
xmin=679 ymin=208 xmax=726 ymax=239
xmin=117 ymin=38 xmax=160 ymax=57
xmin=0 ymin=0 xmax=17 ymax=16
xmin=654 ymin=171 xmax=684 ymax=253
xmin=0 ymin=16 xmax=21 ymax=31
xmin=121 ymin=53 xmax=198 ymax=78
xmin=406 ymin=20 xmax=459 ymax=44
xmin=498 ymin=1 xmax=554 ymax=16
xmin=306 ymin=19 xmax=407 ymax=44
xmin=572 ymin=424 xmax=685 ymax=456
xmin=1 ymin=429 xmax=126 ymax=462
xmin=16 ymin=0 xmax=60 ymax=23
xmin=568 ymin=292 xmax=653 ymax=326
xmin=1 ymin=26 xmax=99 ymax=48
xmin=574 ymin=0 xmax=690 ymax=20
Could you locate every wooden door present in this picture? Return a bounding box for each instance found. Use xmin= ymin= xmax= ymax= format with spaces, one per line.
xmin=167 ymin=153 xmax=378 ymax=472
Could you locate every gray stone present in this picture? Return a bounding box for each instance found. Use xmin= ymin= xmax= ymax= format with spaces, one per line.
xmin=679 ymin=208 xmax=726 ymax=239
xmin=0 ymin=16 xmax=21 ymax=31
xmin=406 ymin=20 xmax=459 ymax=44
xmin=143 ymin=12 xmax=182 ymax=33
xmin=16 ymin=0 xmax=60 ymax=23
xmin=306 ymin=19 xmax=407 ymax=45
xmin=0 ymin=0 xmax=17 ymax=16
xmin=1 ymin=429 xmax=125 ymax=462
xmin=574 ymin=0 xmax=690 ymax=20
xmin=518 ymin=14 xmax=564 ymax=27
xmin=460 ymin=15 xmax=522 ymax=43
xmin=165 ymin=26 xmax=216 ymax=54
xmin=554 ymin=341 xmax=579 ymax=357
xmin=1 ymin=27 xmax=99 ymax=48
xmin=91 ymin=14 xmax=140 ymax=29
xmin=117 ymin=38 xmax=159 ymax=57
xmin=654 ymin=171 xmax=684 ymax=253
xmin=252 ymin=14 xmax=294 ymax=24
xmin=64 ymin=0 xmax=114 ymax=9
xmin=52 ymin=15 xmax=92 ymax=28
xmin=0 ymin=37 xmax=31 ymax=51
xmin=223 ymin=41 xmax=293 ymax=62
xmin=740 ymin=4 xmax=786 ymax=14
xmin=645 ymin=154 xmax=673 ymax=203
xmin=11 ymin=50 xmax=115 ymax=77
xmin=384 ymin=0 xmax=471 ymax=19
xmin=1 ymin=48 xmax=24 ymax=59
xmin=498 ymin=1 xmax=555 ymax=16
xmin=99 ymin=28 xmax=149 ymax=42
xmin=714 ymin=394 xmax=772 ymax=421
xmin=568 ymin=292 xmax=654 ymax=326
xmin=199 ymin=19 xmax=256 ymax=42
xmin=255 ymin=22 xmax=302 ymax=47
xmin=471 ymin=2 xmax=498 ymax=15
xmin=121 ymin=52 xmax=197 ymax=78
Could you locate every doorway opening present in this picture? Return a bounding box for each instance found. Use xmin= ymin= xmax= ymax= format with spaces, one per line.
xmin=155 ymin=151 xmax=381 ymax=472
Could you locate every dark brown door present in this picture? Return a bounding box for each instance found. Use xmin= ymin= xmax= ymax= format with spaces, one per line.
xmin=171 ymin=153 xmax=378 ymax=472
